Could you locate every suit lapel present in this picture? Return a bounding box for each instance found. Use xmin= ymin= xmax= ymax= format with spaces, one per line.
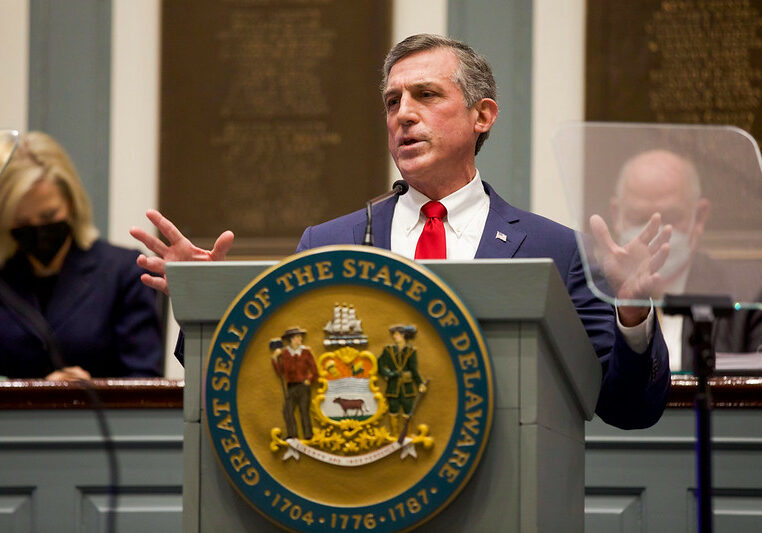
xmin=475 ymin=182 xmax=527 ymax=259
xmin=352 ymin=196 xmax=397 ymax=250
xmin=1 ymin=255 xmax=38 ymax=307
xmin=349 ymin=182 xmax=526 ymax=257
xmin=0 ymin=259 xmax=47 ymax=344
xmin=46 ymin=244 xmax=99 ymax=328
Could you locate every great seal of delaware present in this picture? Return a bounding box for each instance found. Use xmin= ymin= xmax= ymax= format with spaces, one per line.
xmin=205 ymin=245 xmax=494 ymax=532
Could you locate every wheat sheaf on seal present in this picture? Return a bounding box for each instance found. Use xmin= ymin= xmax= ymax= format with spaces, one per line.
xmin=268 ymin=303 xmax=433 ymax=465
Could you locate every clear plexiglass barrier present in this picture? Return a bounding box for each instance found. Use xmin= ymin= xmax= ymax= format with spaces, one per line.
xmin=553 ymin=123 xmax=762 ymax=312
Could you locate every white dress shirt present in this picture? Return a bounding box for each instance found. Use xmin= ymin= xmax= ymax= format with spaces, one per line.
xmin=658 ymin=268 xmax=691 ymax=370
xmin=390 ymin=170 xmax=489 ymax=259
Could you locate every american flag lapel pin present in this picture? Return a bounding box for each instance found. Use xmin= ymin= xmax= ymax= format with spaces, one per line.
xmin=495 ymin=231 xmax=507 ymax=242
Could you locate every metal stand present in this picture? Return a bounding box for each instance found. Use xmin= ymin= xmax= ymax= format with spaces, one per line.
xmin=690 ymin=305 xmax=716 ymax=533
xmin=663 ymin=294 xmax=734 ymax=533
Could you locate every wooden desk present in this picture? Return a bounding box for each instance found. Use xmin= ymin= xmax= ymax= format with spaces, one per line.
xmin=0 ymin=379 xmax=184 ymax=532
xmin=586 ymin=375 xmax=762 ymax=532
xmin=1 ymin=376 xmax=759 ymax=532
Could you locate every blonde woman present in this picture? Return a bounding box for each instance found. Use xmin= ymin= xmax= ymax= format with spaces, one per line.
xmin=0 ymin=132 xmax=162 ymax=379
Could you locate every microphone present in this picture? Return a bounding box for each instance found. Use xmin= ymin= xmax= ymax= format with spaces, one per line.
xmin=362 ymin=180 xmax=409 ymax=246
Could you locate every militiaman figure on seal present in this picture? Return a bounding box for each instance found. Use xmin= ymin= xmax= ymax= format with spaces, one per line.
xmin=378 ymin=325 xmax=428 ymax=436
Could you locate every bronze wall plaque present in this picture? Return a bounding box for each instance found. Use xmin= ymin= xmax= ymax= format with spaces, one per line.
xmin=160 ymin=0 xmax=391 ymax=255
xmin=585 ymin=0 xmax=762 ymax=255
xmin=587 ymin=0 xmax=762 ymax=135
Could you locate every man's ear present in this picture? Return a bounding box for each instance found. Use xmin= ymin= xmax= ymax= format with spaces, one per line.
xmin=693 ymin=197 xmax=711 ymax=239
xmin=473 ymin=98 xmax=498 ymax=133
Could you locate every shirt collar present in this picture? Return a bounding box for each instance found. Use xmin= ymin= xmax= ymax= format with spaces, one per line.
xmin=285 ymin=345 xmax=303 ymax=356
xmin=396 ymin=170 xmax=488 ymax=238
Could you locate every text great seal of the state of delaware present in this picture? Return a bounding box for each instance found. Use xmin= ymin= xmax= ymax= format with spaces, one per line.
xmin=205 ymin=245 xmax=494 ymax=532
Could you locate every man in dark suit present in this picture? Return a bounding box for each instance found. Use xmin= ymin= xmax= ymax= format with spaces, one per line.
xmin=131 ymin=34 xmax=670 ymax=430
xmin=680 ymin=255 xmax=762 ymax=368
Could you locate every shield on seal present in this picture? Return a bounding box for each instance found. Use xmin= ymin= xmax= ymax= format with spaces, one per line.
xmin=318 ymin=346 xmax=380 ymax=421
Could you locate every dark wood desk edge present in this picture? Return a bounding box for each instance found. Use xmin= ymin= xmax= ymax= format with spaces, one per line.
xmin=667 ymin=375 xmax=762 ymax=408
xmin=0 ymin=375 xmax=760 ymax=409
xmin=0 ymin=379 xmax=184 ymax=409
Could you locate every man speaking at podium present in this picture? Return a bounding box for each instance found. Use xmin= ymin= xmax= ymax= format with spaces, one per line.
xmin=131 ymin=34 xmax=670 ymax=430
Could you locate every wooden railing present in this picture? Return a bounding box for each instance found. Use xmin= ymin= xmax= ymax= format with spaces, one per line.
xmin=0 ymin=375 xmax=759 ymax=409
xmin=0 ymin=378 xmax=183 ymax=409
xmin=667 ymin=375 xmax=762 ymax=408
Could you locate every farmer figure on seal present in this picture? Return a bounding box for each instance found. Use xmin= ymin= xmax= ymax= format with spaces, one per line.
xmin=271 ymin=327 xmax=318 ymax=440
xmin=378 ymin=325 xmax=427 ymax=436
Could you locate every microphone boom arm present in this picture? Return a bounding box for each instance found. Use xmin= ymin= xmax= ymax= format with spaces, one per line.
xmin=362 ymin=180 xmax=409 ymax=247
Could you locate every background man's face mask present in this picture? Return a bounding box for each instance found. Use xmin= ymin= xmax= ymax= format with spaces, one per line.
xmin=11 ymin=220 xmax=72 ymax=266
xmin=619 ymin=213 xmax=696 ymax=281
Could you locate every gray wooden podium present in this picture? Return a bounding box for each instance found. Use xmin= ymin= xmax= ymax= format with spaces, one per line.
xmin=167 ymin=258 xmax=601 ymax=532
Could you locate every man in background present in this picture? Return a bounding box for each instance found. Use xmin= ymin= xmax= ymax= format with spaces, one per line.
xmin=611 ymin=149 xmax=762 ymax=369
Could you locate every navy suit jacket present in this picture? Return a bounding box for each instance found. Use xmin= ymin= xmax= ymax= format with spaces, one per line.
xmin=297 ymin=182 xmax=671 ymax=429
xmin=0 ymin=240 xmax=163 ymax=378
xmin=678 ymin=253 xmax=762 ymax=368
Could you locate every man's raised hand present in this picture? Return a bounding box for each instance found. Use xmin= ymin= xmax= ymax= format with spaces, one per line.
xmin=589 ymin=212 xmax=670 ymax=325
xmin=129 ymin=209 xmax=234 ymax=295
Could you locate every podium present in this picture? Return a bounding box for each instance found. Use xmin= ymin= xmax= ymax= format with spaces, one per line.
xmin=167 ymin=257 xmax=601 ymax=532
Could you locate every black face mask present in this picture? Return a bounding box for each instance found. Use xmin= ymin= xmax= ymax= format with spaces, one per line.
xmin=11 ymin=220 xmax=72 ymax=266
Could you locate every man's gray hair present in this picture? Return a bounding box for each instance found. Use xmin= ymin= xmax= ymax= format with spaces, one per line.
xmin=381 ymin=34 xmax=497 ymax=155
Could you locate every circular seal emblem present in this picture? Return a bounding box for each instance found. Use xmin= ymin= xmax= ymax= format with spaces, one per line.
xmin=205 ymin=246 xmax=494 ymax=532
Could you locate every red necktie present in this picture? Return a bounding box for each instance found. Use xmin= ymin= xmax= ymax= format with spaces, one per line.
xmin=415 ymin=201 xmax=447 ymax=259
